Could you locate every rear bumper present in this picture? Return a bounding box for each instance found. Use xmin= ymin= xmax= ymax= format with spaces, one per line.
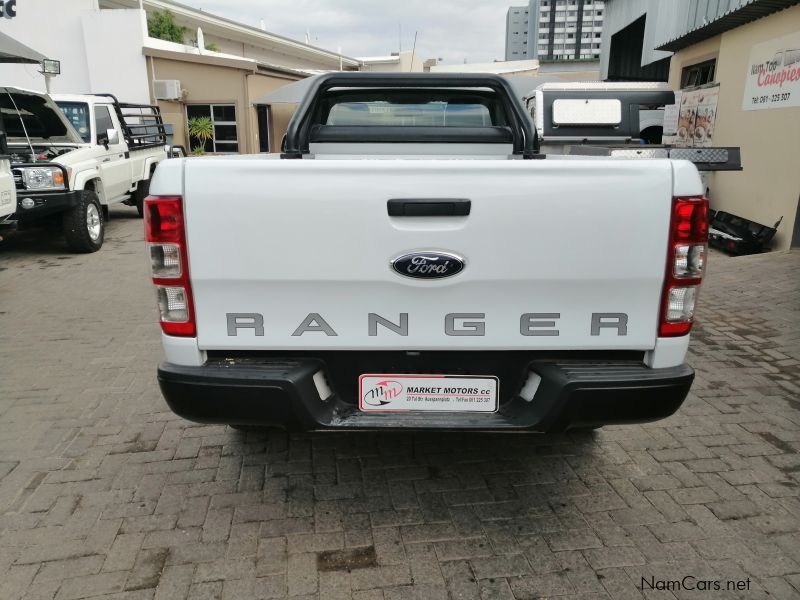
xmin=157 ymin=356 xmax=694 ymax=432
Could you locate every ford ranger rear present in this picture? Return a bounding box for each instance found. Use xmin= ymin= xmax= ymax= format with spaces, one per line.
xmin=145 ymin=73 xmax=708 ymax=432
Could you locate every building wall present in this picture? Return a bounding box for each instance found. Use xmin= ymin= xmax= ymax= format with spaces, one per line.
xmin=245 ymin=74 xmax=303 ymax=153
xmin=184 ymin=30 xmax=347 ymax=71
xmin=431 ymin=59 xmax=539 ymax=74
xmin=149 ymin=57 xmax=249 ymax=153
xmin=506 ymin=0 xmax=603 ymax=61
xmin=538 ymin=64 xmax=601 ymax=80
xmin=602 ymin=0 xmax=796 ymax=77
xmin=668 ymin=4 xmax=800 ymax=250
xmin=536 ymin=0 xmax=605 ymax=60
xmin=506 ymin=5 xmax=533 ymax=60
xmin=600 ymin=0 xmax=682 ymax=79
xmin=99 ymin=0 xmax=357 ymax=71
xmin=359 ymin=60 xmax=401 ymax=72
xmin=0 ymin=0 xmax=150 ymax=102
xmin=666 ymin=36 xmax=721 ymax=84
xmin=148 ymin=56 xmax=302 ymax=154
xmin=81 ymin=9 xmax=152 ymax=103
xmin=360 ymin=52 xmax=425 ymax=73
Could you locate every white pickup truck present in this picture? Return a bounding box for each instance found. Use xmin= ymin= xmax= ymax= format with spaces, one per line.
xmin=146 ymin=73 xmax=708 ymax=433
xmin=1 ymin=88 xmax=167 ymax=252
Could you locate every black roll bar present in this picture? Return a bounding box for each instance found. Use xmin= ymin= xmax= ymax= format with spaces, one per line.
xmin=93 ymin=93 xmax=168 ymax=149
xmin=282 ymin=72 xmax=540 ymax=159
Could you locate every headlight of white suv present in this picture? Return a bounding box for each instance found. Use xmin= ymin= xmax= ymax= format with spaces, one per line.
xmin=21 ymin=166 xmax=66 ymax=191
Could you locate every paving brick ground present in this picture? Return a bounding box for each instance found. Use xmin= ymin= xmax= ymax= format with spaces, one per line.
xmin=1 ymin=209 xmax=799 ymax=600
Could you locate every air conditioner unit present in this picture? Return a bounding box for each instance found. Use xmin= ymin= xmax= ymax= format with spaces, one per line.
xmin=153 ymin=80 xmax=182 ymax=101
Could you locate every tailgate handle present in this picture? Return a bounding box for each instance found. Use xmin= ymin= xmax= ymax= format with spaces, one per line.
xmin=387 ymin=198 xmax=471 ymax=217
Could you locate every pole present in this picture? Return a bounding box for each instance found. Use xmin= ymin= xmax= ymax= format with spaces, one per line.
xmin=409 ymin=31 xmax=417 ymax=72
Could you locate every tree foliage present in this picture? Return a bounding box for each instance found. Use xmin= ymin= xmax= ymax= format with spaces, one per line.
xmin=187 ymin=116 xmax=214 ymax=155
xmin=148 ymin=10 xmax=187 ymax=44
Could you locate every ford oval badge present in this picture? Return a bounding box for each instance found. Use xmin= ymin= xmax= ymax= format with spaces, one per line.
xmin=391 ymin=251 xmax=465 ymax=279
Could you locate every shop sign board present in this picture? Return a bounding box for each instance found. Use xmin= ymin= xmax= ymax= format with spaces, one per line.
xmin=742 ymin=30 xmax=800 ymax=111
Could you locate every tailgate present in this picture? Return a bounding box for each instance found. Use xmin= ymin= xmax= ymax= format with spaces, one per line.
xmin=184 ymin=158 xmax=672 ymax=351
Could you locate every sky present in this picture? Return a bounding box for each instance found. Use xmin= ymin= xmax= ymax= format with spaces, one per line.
xmin=178 ymin=0 xmax=511 ymax=65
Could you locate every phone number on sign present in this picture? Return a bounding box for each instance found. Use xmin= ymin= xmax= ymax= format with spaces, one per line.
xmin=751 ymin=92 xmax=791 ymax=104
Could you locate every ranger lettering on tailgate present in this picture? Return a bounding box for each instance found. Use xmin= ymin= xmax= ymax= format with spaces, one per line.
xmin=225 ymin=312 xmax=630 ymax=337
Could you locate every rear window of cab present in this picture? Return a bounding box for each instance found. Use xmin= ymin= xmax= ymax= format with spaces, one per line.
xmin=321 ymin=91 xmax=508 ymax=127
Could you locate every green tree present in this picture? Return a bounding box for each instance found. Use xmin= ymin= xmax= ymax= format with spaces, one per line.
xmin=187 ymin=116 xmax=214 ymax=155
xmin=148 ymin=10 xmax=187 ymax=44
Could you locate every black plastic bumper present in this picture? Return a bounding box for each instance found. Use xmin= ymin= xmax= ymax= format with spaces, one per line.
xmin=157 ymin=356 xmax=694 ymax=432
xmin=12 ymin=190 xmax=82 ymax=224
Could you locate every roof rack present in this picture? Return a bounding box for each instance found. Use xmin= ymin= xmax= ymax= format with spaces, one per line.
xmin=93 ymin=93 xmax=168 ymax=150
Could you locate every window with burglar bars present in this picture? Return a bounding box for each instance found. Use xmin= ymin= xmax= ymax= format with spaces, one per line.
xmin=681 ymin=59 xmax=716 ymax=88
xmin=186 ymin=104 xmax=239 ymax=153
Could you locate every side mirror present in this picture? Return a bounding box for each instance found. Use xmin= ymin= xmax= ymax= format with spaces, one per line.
xmin=106 ymin=128 xmax=120 ymax=146
xmin=280 ymin=134 xmax=287 ymax=153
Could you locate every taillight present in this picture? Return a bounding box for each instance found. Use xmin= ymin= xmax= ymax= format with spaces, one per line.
xmin=659 ymin=196 xmax=708 ymax=337
xmin=145 ymin=196 xmax=196 ymax=337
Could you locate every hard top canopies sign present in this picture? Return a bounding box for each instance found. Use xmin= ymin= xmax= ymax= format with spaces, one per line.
xmin=742 ymin=30 xmax=800 ymax=111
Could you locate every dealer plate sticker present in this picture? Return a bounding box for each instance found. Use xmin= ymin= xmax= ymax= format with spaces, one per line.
xmin=359 ymin=375 xmax=498 ymax=413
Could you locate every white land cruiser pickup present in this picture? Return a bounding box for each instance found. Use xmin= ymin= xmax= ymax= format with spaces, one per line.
xmin=0 ymin=88 xmax=167 ymax=252
xmin=146 ymin=73 xmax=708 ymax=432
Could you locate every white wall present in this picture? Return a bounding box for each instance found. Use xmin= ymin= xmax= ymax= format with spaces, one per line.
xmin=0 ymin=0 xmax=97 ymax=93
xmin=81 ymin=9 xmax=151 ymax=103
xmin=0 ymin=0 xmax=150 ymax=103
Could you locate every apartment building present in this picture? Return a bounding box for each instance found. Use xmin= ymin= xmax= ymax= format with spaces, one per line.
xmin=505 ymin=0 xmax=605 ymax=61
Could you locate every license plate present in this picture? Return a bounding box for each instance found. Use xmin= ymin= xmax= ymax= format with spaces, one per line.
xmin=359 ymin=374 xmax=498 ymax=413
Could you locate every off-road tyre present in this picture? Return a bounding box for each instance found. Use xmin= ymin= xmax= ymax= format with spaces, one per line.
xmin=63 ymin=190 xmax=104 ymax=253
